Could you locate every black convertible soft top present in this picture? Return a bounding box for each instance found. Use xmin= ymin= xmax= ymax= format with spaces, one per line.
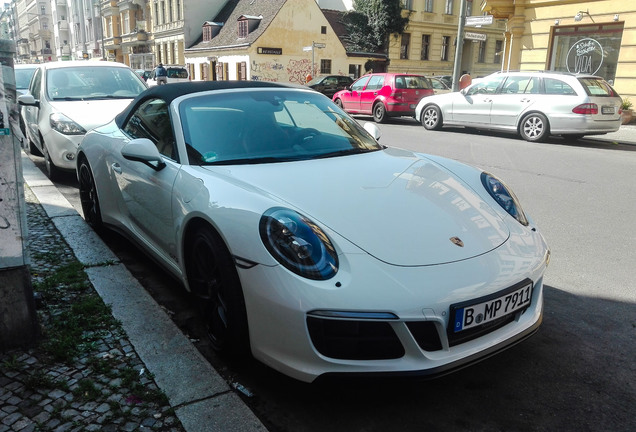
xmin=115 ymin=80 xmax=294 ymax=128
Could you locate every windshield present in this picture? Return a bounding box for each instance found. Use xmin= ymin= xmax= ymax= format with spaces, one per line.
xmin=46 ymin=66 xmax=147 ymax=100
xmin=16 ymin=67 xmax=37 ymax=90
xmin=179 ymin=89 xmax=383 ymax=165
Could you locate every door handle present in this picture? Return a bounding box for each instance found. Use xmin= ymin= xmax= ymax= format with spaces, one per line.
xmin=112 ymin=163 xmax=122 ymax=174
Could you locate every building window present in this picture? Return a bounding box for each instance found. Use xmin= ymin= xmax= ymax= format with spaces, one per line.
xmin=401 ymin=0 xmax=412 ymax=9
xmin=238 ymin=20 xmax=248 ymax=38
xmin=123 ymin=13 xmax=130 ymax=34
xmin=238 ymin=61 xmax=247 ymax=80
xmin=445 ymin=0 xmax=453 ymax=15
xmin=40 ymin=3 xmax=45 ymax=15
xmin=161 ymin=1 xmax=166 ymax=24
xmin=321 ymin=26 xmax=326 ymax=34
xmin=421 ymin=34 xmax=430 ymax=60
xmin=154 ymin=3 xmax=159 ymax=26
xmin=478 ymin=40 xmax=486 ymax=63
xmin=320 ymin=59 xmax=332 ymax=74
xmin=400 ymin=33 xmax=410 ymax=59
xmin=168 ymin=0 xmax=173 ymax=22
xmin=349 ymin=64 xmax=361 ymax=79
xmin=424 ymin=0 xmax=434 ymax=13
xmin=494 ymin=40 xmax=503 ymax=64
xmin=466 ymin=0 xmax=473 ymax=16
xmin=441 ymin=36 xmax=450 ymax=61
xmin=203 ymin=25 xmax=212 ymax=42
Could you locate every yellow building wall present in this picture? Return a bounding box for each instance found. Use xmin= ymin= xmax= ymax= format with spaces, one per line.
xmin=483 ymin=0 xmax=636 ymax=99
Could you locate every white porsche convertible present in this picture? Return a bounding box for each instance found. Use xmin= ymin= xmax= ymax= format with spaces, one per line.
xmin=77 ymin=81 xmax=550 ymax=383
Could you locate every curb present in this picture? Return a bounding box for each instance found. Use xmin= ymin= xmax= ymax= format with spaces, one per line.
xmin=21 ymin=152 xmax=267 ymax=432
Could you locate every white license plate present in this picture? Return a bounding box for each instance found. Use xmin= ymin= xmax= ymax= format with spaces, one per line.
xmin=451 ymin=281 xmax=533 ymax=333
xmin=602 ymin=106 xmax=615 ymax=114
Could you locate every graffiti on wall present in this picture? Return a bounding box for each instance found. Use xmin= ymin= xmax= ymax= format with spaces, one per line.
xmin=251 ymin=59 xmax=284 ymax=82
xmin=287 ymin=59 xmax=313 ymax=84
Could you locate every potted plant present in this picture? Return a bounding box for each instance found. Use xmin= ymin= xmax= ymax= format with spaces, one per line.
xmin=620 ymin=98 xmax=633 ymax=125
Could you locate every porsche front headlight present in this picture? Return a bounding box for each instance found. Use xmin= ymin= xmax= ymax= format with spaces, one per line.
xmin=481 ymin=172 xmax=529 ymax=226
xmin=50 ymin=113 xmax=86 ymax=135
xmin=260 ymin=208 xmax=338 ymax=280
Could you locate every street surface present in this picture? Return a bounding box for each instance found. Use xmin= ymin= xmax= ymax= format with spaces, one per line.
xmin=30 ymin=118 xmax=635 ymax=432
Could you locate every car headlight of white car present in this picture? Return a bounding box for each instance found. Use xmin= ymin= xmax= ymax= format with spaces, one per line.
xmin=481 ymin=172 xmax=528 ymax=226
xmin=50 ymin=112 xmax=87 ymax=135
xmin=259 ymin=208 xmax=338 ymax=280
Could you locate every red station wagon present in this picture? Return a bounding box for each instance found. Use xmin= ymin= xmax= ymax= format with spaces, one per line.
xmin=333 ymin=73 xmax=434 ymax=122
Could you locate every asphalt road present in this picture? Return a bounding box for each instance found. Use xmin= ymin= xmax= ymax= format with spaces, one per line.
xmin=32 ymin=120 xmax=636 ymax=432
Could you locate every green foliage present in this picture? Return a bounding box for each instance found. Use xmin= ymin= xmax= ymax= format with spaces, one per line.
xmin=343 ymin=0 xmax=410 ymax=52
xmin=621 ymin=97 xmax=632 ymax=110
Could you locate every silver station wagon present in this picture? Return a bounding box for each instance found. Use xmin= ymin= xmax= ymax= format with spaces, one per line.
xmin=415 ymin=71 xmax=623 ymax=142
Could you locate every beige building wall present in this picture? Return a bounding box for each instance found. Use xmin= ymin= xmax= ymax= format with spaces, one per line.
xmin=482 ymin=0 xmax=636 ymax=99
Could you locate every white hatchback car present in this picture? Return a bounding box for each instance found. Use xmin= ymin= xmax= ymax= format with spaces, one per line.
xmin=415 ymin=71 xmax=623 ymax=142
xmin=147 ymin=65 xmax=189 ymax=86
xmin=18 ymin=61 xmax=147 ymax=179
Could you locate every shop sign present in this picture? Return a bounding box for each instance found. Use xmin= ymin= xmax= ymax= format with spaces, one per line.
xmin=566 ymin=38 xmax=603 ymax=75
xmin=258 ymin=47 xmax=282 ymax=55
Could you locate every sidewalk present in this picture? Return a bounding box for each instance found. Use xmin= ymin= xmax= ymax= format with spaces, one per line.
xmin=1 ymin=153 xmax=267 ymax=432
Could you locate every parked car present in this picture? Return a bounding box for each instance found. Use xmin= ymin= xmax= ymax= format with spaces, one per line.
xmin=333 ymin=73 xmax=434 ymax=123
xmin=428 ymin=76 xmax=452 ymax=94
xmin=18 ymin=61 xmax=148 ymax=179
xmin=15 ymin=64 xmax=38 ymax=138
xmin=77 ymin=81 xmax=549 ymax=383
xmin=437 ymin=75 xmax=453 ymax=88
xmin=415 ymin=70 xmax=623 ymax=142
xmin=306 ymin=74 xmax=354 ymax=98
xmin=147 ymin=65 xmax=189 ymax=86
xmin=135 ymin=69 xmax=151 ymax=82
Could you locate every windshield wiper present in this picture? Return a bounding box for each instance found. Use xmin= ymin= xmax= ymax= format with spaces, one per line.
xmin=202 ymin=156 xmax=306 ymax=165
xmin=314 ymin=147 xmax=379 ymax=159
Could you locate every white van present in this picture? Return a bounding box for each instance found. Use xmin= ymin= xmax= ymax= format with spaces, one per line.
xmin=148 ymin=65 xmax=189 ymax=86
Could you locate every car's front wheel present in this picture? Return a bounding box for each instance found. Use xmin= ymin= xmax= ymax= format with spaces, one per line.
xmin=334 ymin=98 xmax=343 ymax=109
xmin=78 ymin=158 xmax=103 ymax=232
xmin=520 ymin=113 xmax=549 ymax=142
xmin=373 ymin=102 xmax=387 ymax=123
xmin=421 ymin=105 xmax=443 ymax=130
xmin=42 ymin=141 xmax=62 ymax=181
xmin=186 ymin=226 xmax=249 ymax=357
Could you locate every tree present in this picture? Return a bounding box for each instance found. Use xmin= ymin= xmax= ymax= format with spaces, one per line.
xmin=343 ymin=0 xmax=410 ymax=52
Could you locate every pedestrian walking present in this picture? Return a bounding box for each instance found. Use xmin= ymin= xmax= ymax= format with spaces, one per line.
xmin=154 ymin=63 xmax=168 ymax=85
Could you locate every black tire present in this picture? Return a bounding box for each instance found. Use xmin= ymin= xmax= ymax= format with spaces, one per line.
xmin=373 ymin=102 xmax=387 ymax=123
xmin=334 ymin=98 xmax=343 ymax=109
xmin=186 ymin=226 xmax=249 ymax=357
xmin=564 ymin=134 xmax=585 ymax=141
xmin=42 ymin=142 xmax=62 ymax=181
xmin=28 ymin=139 xmax=42 ymax=156
xmin=520 ymin=113 xmax=549 ymax=142
xmin=421 ymin=105 xmax=443 ymax=130
xmin=78 ymin=158 xmax=104 ymax=232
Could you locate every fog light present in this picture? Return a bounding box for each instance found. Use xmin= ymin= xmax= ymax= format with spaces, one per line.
xmin=65 ymin=152 xmax=75 ymax=161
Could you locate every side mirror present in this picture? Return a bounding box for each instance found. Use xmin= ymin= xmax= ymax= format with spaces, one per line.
xmin=363 ymin=122 xmax=382 ymax=141
xmin=18 ymin=94 xmax=38 ymax=107
xmin=121 ymin=138 xmax=166 ymax=171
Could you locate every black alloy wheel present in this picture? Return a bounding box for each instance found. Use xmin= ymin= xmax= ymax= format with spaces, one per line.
xmin=78 ymin=158 xmax=103 ymax=231
xmin=373 ymin=102 xmax=387 ymax=123
xmin=186 ymin=226 xmax=249 ymax=357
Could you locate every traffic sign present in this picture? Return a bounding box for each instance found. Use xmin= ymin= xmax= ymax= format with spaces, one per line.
xmin=465 ymin=15 xmax=494 ymax=27
xmin=465 ymin=32 xmax=487 ymax=41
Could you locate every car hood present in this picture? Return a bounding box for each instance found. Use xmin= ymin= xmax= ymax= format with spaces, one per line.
xmin=203 ymin=149 xmax=510 ymax=266
xmin=49 ymin=99 xmax=134 ymax=131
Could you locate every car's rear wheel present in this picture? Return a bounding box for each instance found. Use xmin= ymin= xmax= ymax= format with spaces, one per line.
xmin=42 ymin=141 xmax=62 ymax=181
xmin=334 ymin=98 xmax=343 ymax=109
xmin=421 ymin=105 xmax=443 ymax=130
xmin=520 ymin=113 xmax=549 ymax=142
xmin=78 ymin=158 xmax=103 ymax=231
xmin=186 ymin=226 xmax=249 ymax=357
xmin=373 ymin=102 xmax=387 ymax=123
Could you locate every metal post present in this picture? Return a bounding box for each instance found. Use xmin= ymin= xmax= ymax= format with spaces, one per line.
xmin=451 ymin=0 xmax=469 ymax=91
xmin=0 ymin=39 xmax=39 ymax=351
xmin=312 ymin=41 xmax=316 ymax=78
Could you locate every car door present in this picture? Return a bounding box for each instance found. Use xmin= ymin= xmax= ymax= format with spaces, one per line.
xmin=451 ymin=75 xmax=506 ymax=125
xmin=359 ymin=75 xmax=385 ymax=114
xmin=22 ymin=68 xmax=43 ymax=150
xmin=115 ymin=98 xmax=180 ymax=260
xmin=339 ymin=75 xmax=370 ymax=112
xmin=489 ymin=76 xmax=539 ymax=128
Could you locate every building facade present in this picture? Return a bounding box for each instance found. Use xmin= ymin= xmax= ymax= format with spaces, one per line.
xmin=482 ymin=0 xmax=636 ymax=99
xmin=389 ymin=0 xmax=507 ymax=78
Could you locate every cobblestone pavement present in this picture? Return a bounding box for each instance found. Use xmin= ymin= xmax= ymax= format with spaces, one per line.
xmin=0 ymin=186 xmax=186 ymax=432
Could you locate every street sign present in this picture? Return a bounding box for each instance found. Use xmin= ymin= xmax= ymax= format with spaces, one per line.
xmin=465 ymin=32 xmax=487 ymax=41
xmin=313 ymin=43 xmax=326 ymax=49
xmin=303 ymin=46 xmax=313 ymax=51
xmin=465 ymin=15 xmax=494 ymax=27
